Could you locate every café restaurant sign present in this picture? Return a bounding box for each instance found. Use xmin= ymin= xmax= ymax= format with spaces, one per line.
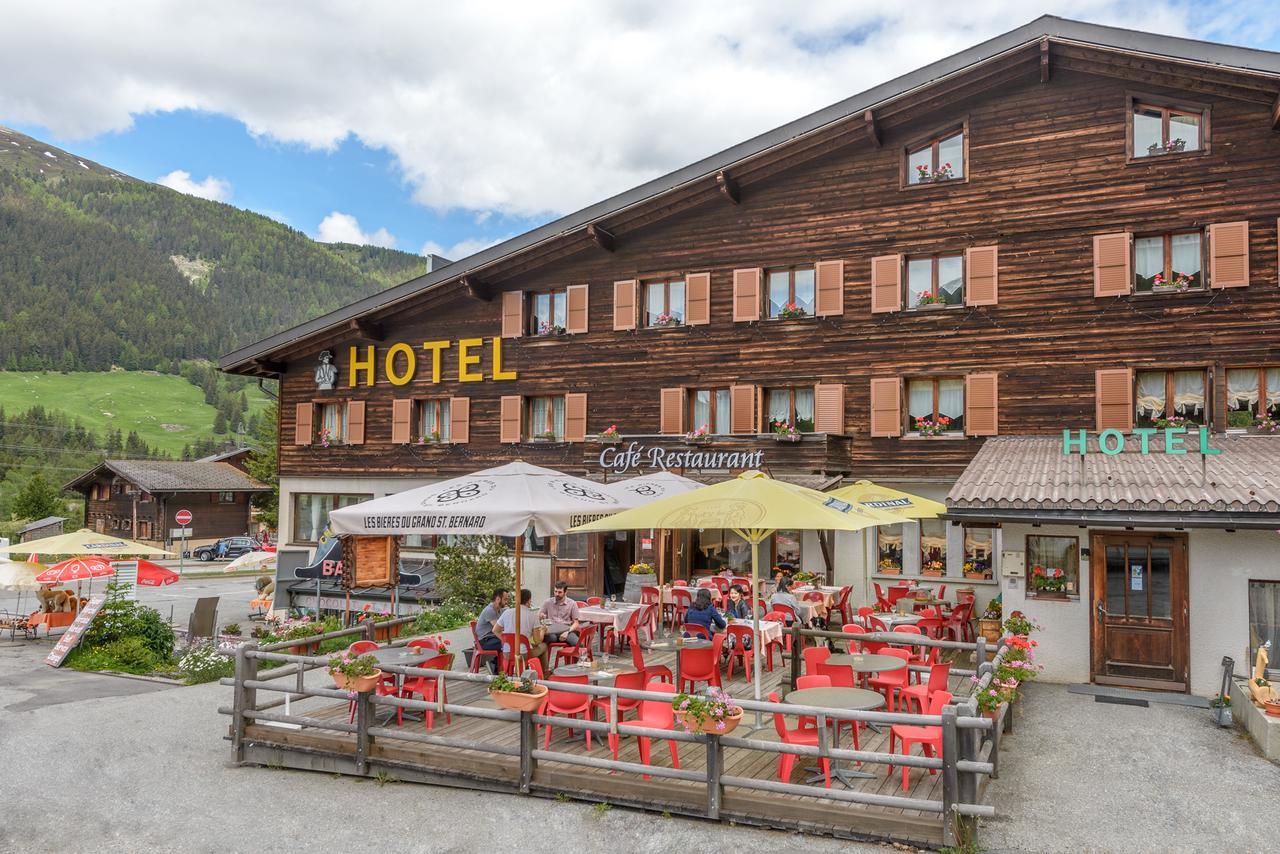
xmin=1062 ymin=427 xmax=1221 ymax=456
xmin=343 ymin=338 xmax=518 ymax=387
xmin=600 ymin=442 xmax=765 ymax=474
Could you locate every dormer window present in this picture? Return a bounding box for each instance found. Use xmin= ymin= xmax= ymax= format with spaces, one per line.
xmin=1129 ymin=95 xmax=1207 ymax=159
xmin=905 ymin=124 xmax=966 ymax=186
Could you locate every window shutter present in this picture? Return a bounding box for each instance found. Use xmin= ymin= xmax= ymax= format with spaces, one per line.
xmin=732 ymin=268 xmax=761 ymax=322
xmin=869 ymin=378 xmax=902 ymax=438
xmin=1095 ymin=368 xmax=1134 ymax=432
xmin=346 ymin=400 xmax=366 ymax=445
xmin=1092 ymin=233 xmax=1131 ymax=297
xmin=965 ymin=246 xmax=999 ymax=306
xmin=685 ymin=272 xmax=711 ymax=325
xmin=729 ymin=384 xmax=757 ymax=434
xmin=391 ymin=399 xmax=413 ymax=444
xmin=450 ymin=397 xmax=470 ymax=443
xmin=565 ymin=393 xmax=588 ymax=442
xmin=813 ymin=383 xmax=845 ymax=434
xmin=613 ymin=279 xmax=637 ymax=330
xmin=1209 ymin=221 xmax=1249 ymax=288
xmin=566 ymin=284 xmax=589 ymax=333
xmin=294 ymin=402 xmax=313 ymax=445
xmin=965 ymin=373 xmax=999 ymax=436
xmin=815 ymin=260 xmax=845 ymax=317
xmin=500 ymin=395 xmax=522 ymax=443
xmin=501 ymin=291 xmax=524 ymax=338
xmin=659 ymin=388 xmax=685 ymax=435
xmin=870 ymin=255 xmax=902 ymax=313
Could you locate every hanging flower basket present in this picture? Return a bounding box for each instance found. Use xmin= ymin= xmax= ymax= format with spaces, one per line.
xmin=676 ymin=708 xmax=743 ymax=736
xmin=330 ymin=668 xmax=383 ymax=694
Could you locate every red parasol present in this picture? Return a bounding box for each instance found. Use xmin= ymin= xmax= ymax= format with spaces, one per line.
xmin=35 ymin=556 xmax=115 ymax=584
xmin=134 ymin=559 xmax=180 ymax=587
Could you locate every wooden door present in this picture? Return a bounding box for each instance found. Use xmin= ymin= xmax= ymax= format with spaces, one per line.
xmin=1090 ymin=532 xmax=1189 ymax=691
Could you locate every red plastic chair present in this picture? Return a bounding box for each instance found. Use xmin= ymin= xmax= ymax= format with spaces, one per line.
xmin=901 ymin=661 xmax=952 ymax=714
xmin=677 ymin=633 xmax=725 ymax=694
xmin=604 ymin=606 xmax=643 ymax=654
xmin=796 ymin=673 xmax=831 ymax=731
xmin=499 ymin=633 xmax=535 ymax=675
xmin=593 ymin=669 xmax=647 ymax=757
xmin=887 ymin=690 xmax=954 ymax=791
xmin=729 ymin=576 xmax=752 ymax=589
xmin=867 ymin=648 xmax=912 ymax=711
xmin=640 ymin=586 xmax=661 ymax=606
xmin=830 ymin=586 xmax=853 ymax=626
xmin=815 ymin=659 xmax=862 ymax=747
xmin=634 ymin=681 xmax=681 ymax=779
xmin=873 ymin=583 xmax=891 ymax=610
xmin=708 ymin=576 xmax=730 ymax=595
xmin=672 ymin=579 xmax=689 ymax=586
xmin=723 ymin=624 xmax=755 ymax=682
xmin=769 ymin=691 xmax=830 ymax=788
xmin=407 ymin=637 xmax=440 ymax=651
xmin=841 ymin=623 xmax=867 ymax=653
xmin=551 ymin=624 xmax=598 ymax=669
xmin=866 ymin=615 xmax=890 ymax=634
xmin=542 ymin=674 xmax=593 ymax=749
xmin=802 ymin=645 xmax=831 ymax=676
xmin=761 ymin=612 xmax=787 ymax=668
xmin=348 ymin=640 xmax=378 ymax=654
xmin=626 ymin=626 xmax=673 ymax=684
xmin=681 ymin=622 xmax=711 ymax=640
xmin=914 ymin=617 xmax=946 ymax=640
xmin=668 ymin=588 xmax=694 ymax=632
xmin=586 ymin=596 xmax=603 ymax=606
xmin=639 ymin=602 xmax=660 ymax=643
xmin=944 ymin=601 xmax=975 ymax=642
xmin=397 ymin=653 xmax=454 ymax=729
xmin=469 ymin=620 xmax=500 ymax=673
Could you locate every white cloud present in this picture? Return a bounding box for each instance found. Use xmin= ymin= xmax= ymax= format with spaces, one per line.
xmin=316 ymin=211 xmax=396 ymax=248
xmin=1 ymin=2 xmax=1268 ymax=219
xmin=155 ymin=169 xmax=231 ymax=201
xmin=420 ymin=235 xmax=508 ymax=261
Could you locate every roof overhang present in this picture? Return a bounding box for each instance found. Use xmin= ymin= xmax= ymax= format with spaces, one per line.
xmin=944 ymin=506 xmax=1280 ymax=531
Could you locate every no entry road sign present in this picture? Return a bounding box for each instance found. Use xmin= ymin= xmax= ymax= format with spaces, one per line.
xmin=175 ymin=509 xmax=193 ymax=527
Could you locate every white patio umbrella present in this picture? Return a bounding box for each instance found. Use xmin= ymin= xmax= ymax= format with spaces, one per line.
xmin=329 ymin=461 xmax=633 ymax=666
xmin=224 ymin=550 xmax=277 ymax=573
xmin=0 ymin=559 xmax=44 ymax=617
xmin=607 ymin=471 xmax=704 ymax=590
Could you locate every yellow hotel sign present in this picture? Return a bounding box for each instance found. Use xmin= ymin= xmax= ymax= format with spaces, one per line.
xmin=346 ymin=338 xmax=517 ymax=387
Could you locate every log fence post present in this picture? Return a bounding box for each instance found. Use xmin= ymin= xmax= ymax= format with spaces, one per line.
xmin=232 ymin=642 xmax=259 ymax=764
xmin=940 ymin=704 xmax=960 ymax=847
xmin=518 ymin=710 xmax=536 ymax=793
xmin=705 ymin=735 xmax=723 ymax=820
xmin=355 ymin=688 xmax=373 ymax=775
xmin=788 ymin=623 xmax=802 ymax=692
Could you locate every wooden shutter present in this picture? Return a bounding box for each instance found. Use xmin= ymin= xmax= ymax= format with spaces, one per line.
xmin=732 ymin=268 xmax=761 ymax=322
xmin=869 ymin=378 xmax=902 ymax=438
xmin=346 ymin=400 xmax=366 ymax=445
xmin=566 ymin=284 xmax=589 ymax=333
xmin=729 ymin=384 xmax=757 ymax=434
xmin=870 ymin=255 xmax=902 ymax=313
xmin=391 ymin=398 xmax=413 ymax=444
xmin=294 ymin=402 xmax=313 ymax=445
xmin=965 ymin=246 xmax=999 ymax=306
xmin=613 ymin=279 xmax=637 ymax=330
xmin=449 ymin=397 xmax=470 ymax=444
xmin=565 ymin=393 xmax=588 ymax=442
xmin=1093 ymin=233 xmax=1131 ymax=297
xmin=501 ymin=290 xmax=524 ymax=338
xmin=813 ymin=383 xmax=845 ymax=434
xmin=1095 ymin=368 xmax=1134 ymax=432
xmin=499 ymin=395 xmax=522 ymax=444
xmin=815 ymin=260 xmax=844 ymax=317
xmin=659 ymin=388 xmax=685 ymax=435
xmin=1209 ymin=221 xmax=1249 ymax=288
xmin=685 ymin=272 xmax=711 ymax=325
xmin=965 ymin=373 xmax=999 ymax=436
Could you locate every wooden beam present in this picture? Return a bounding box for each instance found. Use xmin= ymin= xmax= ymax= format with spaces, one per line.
xmin=1271 ymin=93 xmax=1280 ymax=130
xmin=863 ymin=110 xmax=881 ymax=148
xmin=1040 ymin=39 xmax=1051 ymax=83
xmin=715 ymin=170 xmax=741 ymax=204
xmin=586 ymin=223 xmax=615 ymax=252
xmin=347 ymin=317 xmax=384 ymax=341
xmin=460 ymin=275 xmax=493 ymax=302
xmin=251 ymin=358 xmax=285 ymax=376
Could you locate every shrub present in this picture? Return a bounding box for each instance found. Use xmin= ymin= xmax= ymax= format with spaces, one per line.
xmin=222 ymin=623 xmax=242 ymax=636
xmin=178 ymin=642 xmax=234 ymax=685
xmin=67 ymin=637 xmax=164 ymax=674
xmin=432 ymin=536 xmax=514 ymax=613
xmin=81 ymin=581 xmax=174 ymax=659
xmin=410 ymin=599 xmax=475 ymax=635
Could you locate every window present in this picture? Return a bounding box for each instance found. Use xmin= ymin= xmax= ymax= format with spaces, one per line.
xmin=963 ymin=527 xmax=994 ymax=580
xmin=1135 ymin=369 xmax=1207 ymax=427
xmin=1134 ymin=231 xmax=1203 ymax=292
xmin=417 ymin=398 xmax=451 ymax=442
xmin=528 ymin=289 xmax=567 ymax=335
xmin=774 ymin=531 xmax=802 ymax=569
xmin=554 ymin=533 xmax=589 ymax=561
xmin=920 ymin=518 xmax=946 ymax=574
xmin=216 ymin=492 xmax=236 ymax=504
xmin=1248 ymin=581 xmax=1280 ymax=679
xmin=1130 ymin=99 xmax=1204 ymax=158
xmin=292 ymin=493 xmax=370 ymax=544
xmin=765 ymin=387 xmax=815 ymax=433
xmin=644 ymin=278 xmax=685 ymax=327
xmin=766 ymin=267 xmax=815 ymax=318
xmin=689 ymin=388 xmax=730 ymax=435
xmin=1227 ymin=368 xmax=1280 ymax=429
xmin=907 ymin=377 xmax=964 ymax=434
xmin=403 ymin=533 xmax=461 ymax=550
xmin=906 ymin=254 xmax=964 ymax=308
xmin=527 ymin=395 xmax=566 ymax=440
xmin=691 ymin=529 xmax=750 ymax=575
xmin=906 ymin=127 xmax=965 ymax=184
xmin=877 ymin=524 xmax=903 ymax=574
xmin=319 ymin=401 xmax=347 ymax=444
xmin=1026 ymin=535 xmax=1080 ymax=599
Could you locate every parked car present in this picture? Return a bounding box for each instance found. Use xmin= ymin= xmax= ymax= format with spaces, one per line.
xmin=192 ymin=537 xmax=261 ymax=561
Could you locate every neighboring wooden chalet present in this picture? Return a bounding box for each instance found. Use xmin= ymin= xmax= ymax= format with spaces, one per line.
xmin=17 ymin=516 xmax=66 ymax=543
xmin=66 ymin=460 xmax=269 ymax=545
xmin=220 ymin=16 xmax=1280 ymax=694
xmin=196 ymin=447 xmax=254 ymax=472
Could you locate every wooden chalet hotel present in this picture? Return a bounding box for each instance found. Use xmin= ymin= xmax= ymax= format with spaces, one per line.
xmin=222 ymin=17 xmax=1280 ymax=696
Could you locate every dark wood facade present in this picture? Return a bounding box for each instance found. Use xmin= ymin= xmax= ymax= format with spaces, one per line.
xmin=259 ymin=54 xmax=1280 ymax=485
xmin=75 ymin=470 xmax=261 ymax=544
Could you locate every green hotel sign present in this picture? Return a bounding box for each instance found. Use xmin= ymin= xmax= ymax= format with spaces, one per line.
xmin=1062 ymin=427 xmax=1221 ymax=456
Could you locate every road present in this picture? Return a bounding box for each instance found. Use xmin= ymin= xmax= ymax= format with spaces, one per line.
xmin=1 ymin=573 xmax=262 ymax=630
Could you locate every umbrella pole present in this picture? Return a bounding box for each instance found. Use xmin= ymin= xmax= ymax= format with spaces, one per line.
xmin=736 ymin=527 xmax=772 ymax=732
xmin=514 ymin=536 xmax=524 ymax=673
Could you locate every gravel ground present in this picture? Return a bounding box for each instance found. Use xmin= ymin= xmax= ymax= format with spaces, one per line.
xmin=980 ymin=682 xmax=1280 ymax=852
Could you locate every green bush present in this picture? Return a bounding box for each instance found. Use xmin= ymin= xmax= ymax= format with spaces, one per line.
xmin=82 ymin=581 xmax=174 ymax=659
xmin=177 ymin=642 xmax=234 ymax=684
xmin=432 ymin=536 xmax=514 ymax=613
xmin=409 ymin=599 xmax=475 ymax=635
xmin=66 ymin=637 xmax=164 ymax=674
xmin=1227 ymin=410 xmax=1255 ymax=429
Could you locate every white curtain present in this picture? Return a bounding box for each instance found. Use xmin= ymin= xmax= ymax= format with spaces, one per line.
xmin=692 ymin=391 xmax=710 ymax=433
xmin=1268 ymin=369 xmax=1280 ymax=413
xmin=938 ymin=379 xmax=964 ymax=419
xmin=908 ymin=380 xmax=933 ymax=420
xmin=552 ymin=397 xmax=565 ymax=437
xmin=794 ymin=389 xmax=815 ymax=427
xmin=1228 ymin=369 xmax=1259 ymax=408
xmin=1136 ymin=372 xmax=1166 ymax=415
xmin=531 ymin=398 xmax=548 ymax=434
xmin=669 ymin=281 xmax=685 ymax=322
xmin=767 ymin=390 xmax=790 ymax=425
xmin=1172 ymin=371 xmax=1205 ymax=415
xmin=552 ymin=293 xmax=567 ymax=327
xmin=714 ymin=389 xmax=730 ymax=434
xmin=646 ymin=283 xmax=664 ymax=322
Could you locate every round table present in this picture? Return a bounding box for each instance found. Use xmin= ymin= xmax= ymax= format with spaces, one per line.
xmin=783 ymin=686 xmax=885 ymax=785
xmin=553 ymin=664 xmax=623 ymax=682
xmin=826 ymin=652 xmax=908 ymax=674
xmin=366 ymin=648 xmax=437 ymax=723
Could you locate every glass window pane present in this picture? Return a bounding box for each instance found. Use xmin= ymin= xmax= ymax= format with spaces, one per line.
xmin=1172 ymin=370 xmax=1205 ymax=424
xmin=646 ymin=283 xmax=664 ymax=325
xmin=555 ymin=533 xmax=589 ymax=561
xmin=907 ymin=146 xmax=931 ymax=184
xmin=534 ymin=293 xmax=550 ymax=327
xmin=768 ymin=271 xmax=789 ymax=318
xmin=714 ymin=389 xmax=731 ymax=434
xmin=1267 ymin=369 xmax=1280 ymax=419
xmin=775 ymin=531 xmax=801 ymax=567
xmin=907 ymin=258 xmax=933 ymax=308
xmin=794 ymin=388 xmax=815 ymax=432
xmin=552 ymin=396 xmax=565 ymax=438
xmin=1133 ymin=107 xmax=1163 ymax=157
xmin=1248 ymin=581 xmax=1280 ymax=678
xmin=438 ymin=399 xmax=451 ymax=441
xmin=1170 ymin=233 xmax=1202 ymax=288
xmin=907 ymin=379 xmax=934 ymax=425
xmin=1136 ymin=371 xmax=1166 ymax=426
xmin=552 ymin=292 xmax=567 ymax=328
xmin=938 ymin=255 xmax=964 ymax=305
xmin=1105 ymin=545 xmax=1127 ymax=613
xmin=692 ymin=390 xmax=710 ymax=433
xmin=938 ymin=379 xmax=964 ymax=432
xmin=1227 ymin=368 xmax=1260 ymax=424
xmin=1170 ymin=112 xmax=1200 ymax=152
xmin=766 ymin=389 xmax=790 ymax=429
xmin=1134 ymin=237 xmax=1163 ymax=292
xmin=1149 ymin=547 xmax=1172 ymax=619
xmin=1128 ymin=547 xmax=1150 ymax=619
xmin=793 ymin=268 xmax=815 ymax=314
xmin=938 ymin=132 xmax=964 ymax=178
xmin=920 ymin=519 xmax=946 ymax=572
xmin=1027 ymin=535 xmax=1080 ymax=597
xmin=963 ymin=528 xmax=993 ymax=579
xmin=668 ymin=280 xmax=685 ymax=322
xmin=530 ymin=397 xmax=548 ymax=435
xmin=877 ymin=524 xmax=903 ymax=572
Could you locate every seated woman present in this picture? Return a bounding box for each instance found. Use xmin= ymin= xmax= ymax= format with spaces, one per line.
xmin=769 ymin=577 xmax=805 ymax=626
xmin=683 ymin=588 xmax=726 ymax=638
xmin=722 ymin=584 xmax=753 ymax=649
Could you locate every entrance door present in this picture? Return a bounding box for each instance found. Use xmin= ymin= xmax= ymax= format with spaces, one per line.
xmin=1090 ymin=532 xmax=1188 ymax=691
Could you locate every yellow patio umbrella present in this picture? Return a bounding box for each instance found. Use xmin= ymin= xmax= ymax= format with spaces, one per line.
xmin=572 ymin=470 xmax=898 ymax=708
xmin=4 ymin=528 xmax=174 ymax=557
xmin=824 ymin=480 xmax=946 ymax=519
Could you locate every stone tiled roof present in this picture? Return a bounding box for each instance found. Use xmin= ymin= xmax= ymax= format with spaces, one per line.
xmin=65 ymin=460 xmax=268 ymax=493
xmin=947 ymin=435 xmax=1280 ymax=515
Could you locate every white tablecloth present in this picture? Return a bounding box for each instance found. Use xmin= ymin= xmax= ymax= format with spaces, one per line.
xmin=578 ymin=603 xmax=645 ymax=632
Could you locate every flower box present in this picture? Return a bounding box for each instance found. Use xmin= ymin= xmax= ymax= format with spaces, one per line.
xmin=773 ymin=433 xmax=802 ymax=443
xmin=1031 ymin=590 xmax=1069 ymax=601
xmin=677 ymin=708 xmax=743 ymax=736
xmin=964 ymin=571 xmax=991 ymax=580
xmin=331 ymin=668 xmax=383 ymax=694
xmin=878 ymin=566 xmax=902 ymax=575
xmin=921 ymin=569 xmax=944 ymax=577
xmin=589 ymin=436 xmax=623 ymax=444
xmin=490 ymin=683 xmax=548 ymax=712
xmin=373 ymin=622 xmax=403 ymax=643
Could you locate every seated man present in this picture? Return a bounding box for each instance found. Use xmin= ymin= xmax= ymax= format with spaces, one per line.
xmin=496 ymin=588 xmax=548 ymax=669
xmin=538 ymin=581 xmax=582 ymax=648
xmin=474 ymin=587 xmax=510 ymax=673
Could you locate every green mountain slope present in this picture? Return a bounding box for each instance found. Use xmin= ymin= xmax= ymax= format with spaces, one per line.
xmin=0 ymin=125 xmax=428 ymax=370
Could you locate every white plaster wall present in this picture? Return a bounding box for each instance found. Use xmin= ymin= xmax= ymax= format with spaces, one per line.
xmin=280 ymin=475 xmax=440 ymax=551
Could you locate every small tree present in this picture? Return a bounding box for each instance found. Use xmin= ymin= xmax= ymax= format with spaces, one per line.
xmin=246 ymin=400 xmax=279 ymax=530
xmin=13 ymin=473 xmax=64 ymax=521
xmin=432 ymin=536 xmax=514 ymax=613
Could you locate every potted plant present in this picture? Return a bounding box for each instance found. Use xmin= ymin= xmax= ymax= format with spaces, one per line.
xmin=1147 ymin=138 xmax=1186 ymax=156
xmin=328 ymin=651 xmax=383 ymax=693
xmin=914 ymin=293 xmax=948 ymax=308
xmin=1153 ymin=414 xmax=1189 ymax=430
xmin=536 ymin=321 xmax=566 ymax=337
xmin=316 ymin=427 xmax=334 ymax=449
xmin=1151 ymin=272 xmax=1194 ymax=292
xmin=921 ymin=559 xmax=945 ymax=577
xmin=489 ymin=670 xmax=548 ymax=712
xmin=963 ymin=560 xmax=990 ymax=581
xmin=529 ymin=431 xmax=560 ymax=443
xmin=1002 ymin=610 xmax=1038 ymax=638
xmin=772 ymin=421 xmax=801 ymax=443
xmin=1251 ymin=415 xmax=1280 ymax=435
xmin=593 ymin=424 xmax=623 ymax=443
xmin=684 ymin=425 xmax=712 ymax=445
xmin=222 ymin=622 xmax=242 ymax=638
xmin=1029 ymin=565 xmax=1068 ymax=599
xmin=914 ymin=415 xmax=952 ymax=436
xmin=651 ymin=312 xmax=681 ymax=328
xmin=978 ymin=597 xmax=1002 ymax=644
xmin=777 ymin=302 xmax=807 ymax=320
xmin=417 ymin=430 xmax=442 ymax=445
xmin=673 ymin=687 xmax=743 ymax=735
xmin=356 ymin=604 xmax=402 ymax=642
xmin=975 ymin=677 xmax=1019 ymax=720
xmin=625 ymin=562 xmax=657 ymax=602
xmin=914 ymin=162 xmax=955 ymax=183
xmin=878 ymin=558 xmax=902 ymax=575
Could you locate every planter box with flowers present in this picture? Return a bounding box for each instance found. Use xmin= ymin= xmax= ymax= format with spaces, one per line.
xmin=674 ymin=688 xmax=743 ymax=736
xmin=650 ymin=313 xmax=682 ymax=328
xmin=963 ymin=560 xmax=992 ymax=581
xmin=772 ymin=422 xmax=802 ymax=443
xmin=978 ymin=596 xmax=1002 ymax=644
xmin=776 ymin=302 xmax=808 ymax=320
xmin=877 ymin=559 xmax=902 ymax=575
xmin=625 ymin=562 xmax=656 ymax=602
xmin=489 ymin=671 xmax=548 ymax=712
xmin=913 ymin=416 xmax=953 ymax=437
xmin=684 ymin=426 xmax=712 ymax=445
xmin=1150 ymin=272 xmax=1195 ymax=293
xmin=328 ymin=651 xmax=383 ymax=693
xmin=535 ymin=322 xmax=566 ymax=337
xmin=914 ymin=162 xmax=956 ymax=183
xmin=1250 ymin=416 xmax=1280 ymax=435
xmin=527 ymin=432 xmax=563 ymax=444
xmin=590 ymin=425 xmax=623 ymax=444
xmin=921 ymin=559 xmax=945 ymax=577
xmin=1147 ymin=138 xmax=1187 ymax=156
xmin=356 ymin=604 xmax=403 ymax=642
xmin=315 ymin=428 xmax=336 ymax=449
xmin=913 ymin=293 xmax=951 ymax=309
xmin=1029 ymin=565 xmax=1069 ymax=600
xmin=415 ymin=431 xmax=444 ymax=447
